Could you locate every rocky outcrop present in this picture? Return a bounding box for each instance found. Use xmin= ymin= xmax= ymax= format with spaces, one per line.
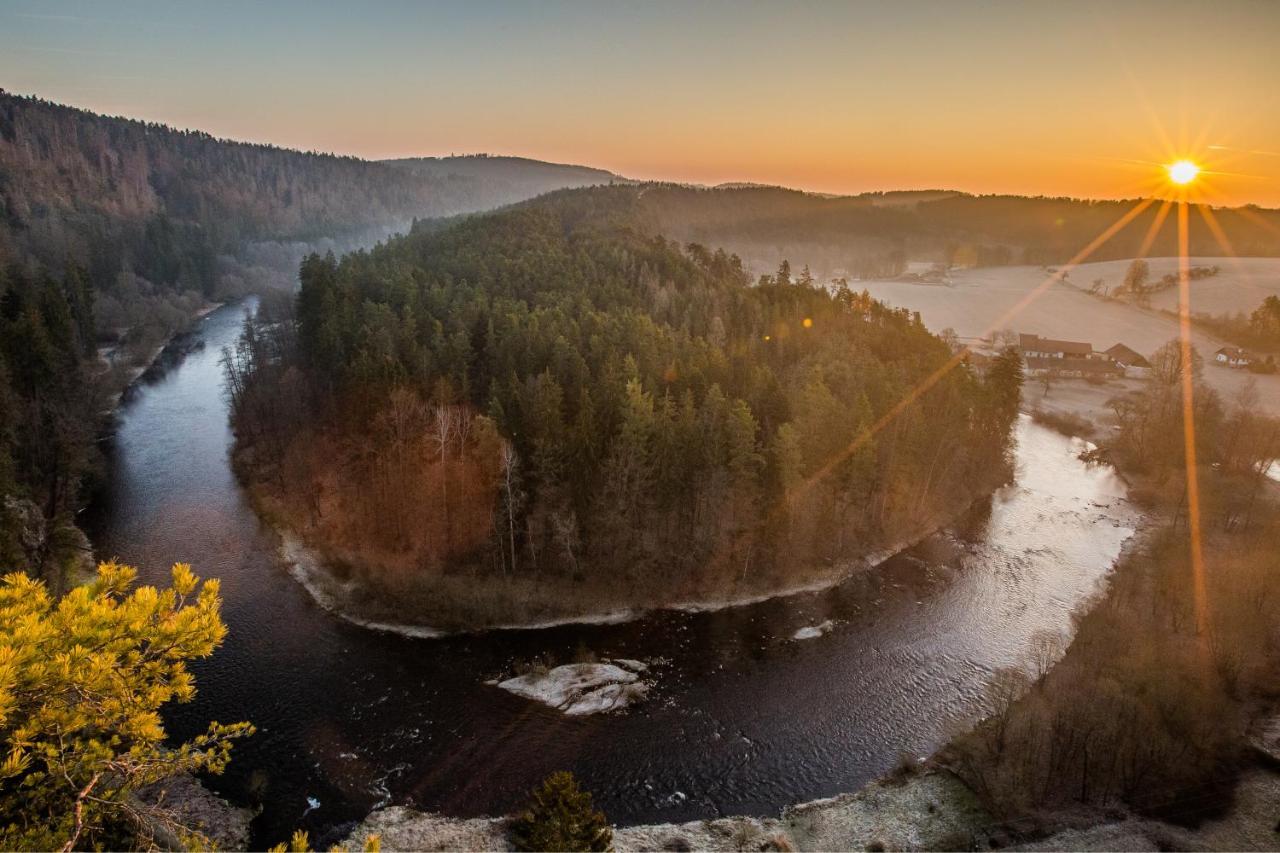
xmin=0 ymin=496 xmax=94 ymax=589
xmin=1 ymin=496 xmax=47 ymax=572
xmin=133 ymin=773 xmax=256 ymax=851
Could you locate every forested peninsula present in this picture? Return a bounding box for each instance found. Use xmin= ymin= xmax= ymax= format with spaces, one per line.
xmin=226 ymin=186 xmax=1025 ymax=630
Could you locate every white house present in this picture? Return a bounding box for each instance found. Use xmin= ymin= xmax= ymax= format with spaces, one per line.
xmin=1215 ymin=346 xmax=1253 ymax=368
xmin=1018 ymin=333 xmax=1121 ymax=378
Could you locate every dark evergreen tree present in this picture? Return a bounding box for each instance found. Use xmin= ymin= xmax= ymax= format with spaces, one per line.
xmin=509 ymin=772 xmax=612 ymax=853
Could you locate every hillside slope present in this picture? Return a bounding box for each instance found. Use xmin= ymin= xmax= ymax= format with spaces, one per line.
xmin=0 ymin=91 xmax=616 ymax=581
xmin=0 ymin=91 xmax=619 ymax=325
xmin=383 ymin=154 xmax=620 ymax=211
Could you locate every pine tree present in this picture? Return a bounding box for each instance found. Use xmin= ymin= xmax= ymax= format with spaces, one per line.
xmin=0 ymin=562 xmax=253 ymax=850
xmin=985 ymin=346 xmax=1025 ymax=440
xmin=509 ymin=772 xmax=612 ymax=852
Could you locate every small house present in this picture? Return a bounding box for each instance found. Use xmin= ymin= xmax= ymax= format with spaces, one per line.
xmin=1215 ymin=346 xmax=1252 ymax=368
xmin=1018 ymin=333 xmax=1121 ymax=378
xmin=1104 ymin=343 xmax=1149 ymax=369
xmin=1105 ymin=343 xmax=1151 ymax=378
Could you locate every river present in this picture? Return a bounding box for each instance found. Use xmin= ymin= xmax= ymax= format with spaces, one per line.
xmin=86 ymin=300 xmax=1138 ymax=847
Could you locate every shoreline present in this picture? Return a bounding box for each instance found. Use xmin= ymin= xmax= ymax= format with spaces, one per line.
xmin=103 ymin=300 xmax=225 ymax=413
xmin=344 ymin=769 xmax=995 ymax=852
xmin=275 ymin=520 xmax=951 ymax=640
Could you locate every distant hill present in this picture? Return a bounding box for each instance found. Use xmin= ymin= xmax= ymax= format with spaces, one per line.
xmin=631 ymin=184 xmax=1280 ymax=280
xmin=384 ymin=154 xmax=620 ymax=209
xmin=0 ymin=91 xmax=621 ymax=342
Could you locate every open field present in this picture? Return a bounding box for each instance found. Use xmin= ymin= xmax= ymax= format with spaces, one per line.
xmin=1071 ymin=255 xmax=1280 ymax=317
xmin=858 ymin=261 xmax=1280 ymax=415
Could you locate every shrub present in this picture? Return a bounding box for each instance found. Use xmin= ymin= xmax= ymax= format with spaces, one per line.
xmin=1029 ymin=408 xmax=1093 ymax=438
xmin=509 ymin=771 xmax=612 ymax=852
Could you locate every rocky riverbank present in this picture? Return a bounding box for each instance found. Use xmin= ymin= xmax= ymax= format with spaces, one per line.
xmin=344 ymin=770 xmax=993 ymax=852
xmin=343 ymin=760 xmax=1280 ymax=852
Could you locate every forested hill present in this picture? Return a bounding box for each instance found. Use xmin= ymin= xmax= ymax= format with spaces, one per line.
xmin=384 ymin=155 xmax=621 ymax=210
xmin=0 ymin=90 xmax=615 ymax=581
xmin=0 ymin=91 xmax=618 ymax=321
xmin=635 ymin=184 xmax=1280 ymax=279
xmin=226 ymin=185 xmax=1024 ymax=629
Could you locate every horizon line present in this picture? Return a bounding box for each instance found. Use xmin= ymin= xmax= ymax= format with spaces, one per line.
xmin=4 ymin=86 xmax=1278 ymax=213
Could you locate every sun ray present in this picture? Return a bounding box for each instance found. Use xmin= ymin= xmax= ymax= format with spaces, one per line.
xmin=1190 ymin=116 xmax=1218 ymax=162
xmin=1118 ymin=61 xmax=1178 ymax=162
xmin=1136 ymin=199 xmax=1173 ymax=259
xmin=1229 ymin=205 xmax=1280 ymax=241
xmin=1175 ymin=201 xmax=1209 ymax=640
xmin=786 ymin=197 xmax=1157 ymax=503
xmin=1194 ymin=204 xmax=1255 ymax=286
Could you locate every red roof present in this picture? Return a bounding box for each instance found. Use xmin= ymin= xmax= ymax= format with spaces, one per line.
xmin=1018 ymin=333 xmax=1093 ymax=356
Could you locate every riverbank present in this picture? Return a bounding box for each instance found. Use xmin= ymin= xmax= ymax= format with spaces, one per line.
xmin=341 ymin=388 xmax=1276 ymax=853
xmin=942 ymin=385 xmax=1280 ymax=852
xmin=343 ymin=759 xmax=1280 ymax=851
xmin=1021 ymin=375 xmax=1143 ymax=442
xmin=328 ymin=416 xmax=1153 ymax=849
xmin=274 ymin=514 xmax=962 ymax=639
xmin=344 ymin=769 xmax=994 ymax=852
xmin=1 ymin=300 xmax=222 ymax=590
xmin=100 ymin=301 xmax=225 ymax=412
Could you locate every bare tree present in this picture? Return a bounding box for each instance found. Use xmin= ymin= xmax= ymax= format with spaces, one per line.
xmin=551 ymin=508 xmax=581 ymax=574
xmin=1026 ymin=630 xmax=1065 ymax=681
xmin=431 ymin=404 xmax=459 ymax=549
xmin=499 ymin=441 xmax=521 ymax=574
xmin=984 ymin=666 xmax=1031 ymax=755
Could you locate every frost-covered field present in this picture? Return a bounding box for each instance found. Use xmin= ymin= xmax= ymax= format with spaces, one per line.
xmin=1071 ymin=256 xmax=1280 ymax=317
xmin=857 ymin=260 xmax=1280 ymax=415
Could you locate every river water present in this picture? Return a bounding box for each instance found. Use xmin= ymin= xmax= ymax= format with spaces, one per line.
xmin=87 ymin=300 xmax=1138 ymax=847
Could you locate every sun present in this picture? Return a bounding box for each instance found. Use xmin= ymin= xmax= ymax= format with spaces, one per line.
xmin=1167 ymin=160 xmax=1200 ymax=185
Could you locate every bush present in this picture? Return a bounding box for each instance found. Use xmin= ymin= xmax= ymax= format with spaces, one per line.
xmin=509 ymin=771 xmax=612 ymax=852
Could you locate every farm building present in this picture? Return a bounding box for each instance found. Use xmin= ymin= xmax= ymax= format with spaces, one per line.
xmin=1105 ymin=343 xmax=1152 ymax=378
xmin=1018 ymin=333 xmax=1122 ymax=378
xmin=1215 ymin=346 xmax=1253 ymax=368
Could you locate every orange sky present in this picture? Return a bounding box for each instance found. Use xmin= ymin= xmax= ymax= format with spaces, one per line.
xmin=3 ymin=1 xmax=1279 ymax=206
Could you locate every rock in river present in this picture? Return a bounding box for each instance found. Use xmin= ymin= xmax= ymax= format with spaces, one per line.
xmin=493 ymin=659 xmax=650 ymax=715
xmin=792 ymin=619 xmax=836 ymax=641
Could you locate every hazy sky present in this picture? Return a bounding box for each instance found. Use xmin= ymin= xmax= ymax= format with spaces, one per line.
xmin=3 ymin=0 xmax=1279 ymax=206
